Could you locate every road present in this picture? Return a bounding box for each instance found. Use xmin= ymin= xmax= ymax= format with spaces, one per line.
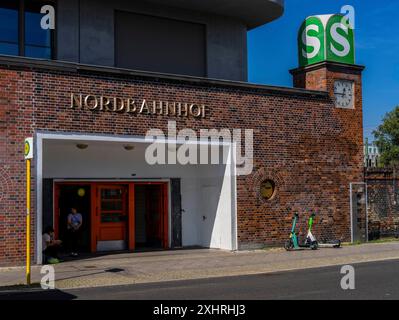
xmin=1 ymin=259 xmax=398 ymax=300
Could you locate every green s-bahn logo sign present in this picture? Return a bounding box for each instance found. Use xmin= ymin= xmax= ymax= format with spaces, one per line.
xmin=298 ymin=14 xmax=355 ymax=67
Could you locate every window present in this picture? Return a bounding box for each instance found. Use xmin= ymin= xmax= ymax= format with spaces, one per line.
xmin=260 ymin=180 xmax=276 ymax=201
xmin=0 ymin=0 xmax=54 ymax=59
xmin=25 ymin=0 xmax=52 ymax=59
xmin=100 ymin=188 xmax=126 ymax=223
xmin=0 ymin=1 xmax=19 ymax=55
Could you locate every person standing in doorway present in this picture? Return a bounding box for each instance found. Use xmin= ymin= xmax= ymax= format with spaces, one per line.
xmin=67 ymin=207 xmax=83 ymax=257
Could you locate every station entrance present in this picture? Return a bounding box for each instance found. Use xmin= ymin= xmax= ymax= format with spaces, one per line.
xmin=39 ymin=136 xmax=237 ymax=265
xmin=54 ymin=182 xmax=168 ymax=253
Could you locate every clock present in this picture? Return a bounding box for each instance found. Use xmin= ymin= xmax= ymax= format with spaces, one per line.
xmin=334 ymin=80 xmax=354 ymax=109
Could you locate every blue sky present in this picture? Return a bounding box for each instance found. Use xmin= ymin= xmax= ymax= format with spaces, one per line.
xmin=248 ymin=0 xmax=399 ymax=141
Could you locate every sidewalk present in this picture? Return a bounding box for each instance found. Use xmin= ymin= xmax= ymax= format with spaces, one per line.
xmin=1 ymin=242 xmax=399 ymax=290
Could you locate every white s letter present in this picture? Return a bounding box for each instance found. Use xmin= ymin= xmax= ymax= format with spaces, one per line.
xmin=302 ymin=25 xmax=320 ymax=59
xmin=330 ymin=23 xmax=350 ymax=57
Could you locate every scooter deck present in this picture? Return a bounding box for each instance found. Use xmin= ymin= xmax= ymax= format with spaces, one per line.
xmin=318 ymin=243 xmax=341 ymax=248
xmin=318 ymin=240 xmax=341 ymax=248
xmin=286 ymin=244 xmax=319 ymax=251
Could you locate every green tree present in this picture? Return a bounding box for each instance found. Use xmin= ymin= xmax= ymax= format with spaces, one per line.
xmin=373 ymin=106 xmax=399 ymax=167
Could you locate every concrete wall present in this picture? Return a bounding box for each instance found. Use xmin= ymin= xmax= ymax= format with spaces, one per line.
xmin=56 ymin=0 xmax=248 ymax=81
xmin=41 ymin=139 xmax=236 ymax=251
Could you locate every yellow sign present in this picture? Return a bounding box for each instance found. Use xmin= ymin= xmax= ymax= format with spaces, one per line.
xmin=24 ymin=141 xmax=30 ymax=157
xmin=24 ymin=138 xmax=33 ymax=160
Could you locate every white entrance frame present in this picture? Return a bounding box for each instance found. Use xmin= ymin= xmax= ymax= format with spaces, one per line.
xmin=35 ymin=131 xmax=238 ymax=264
xmin=349 ymin=182 xmax=368 ymax=243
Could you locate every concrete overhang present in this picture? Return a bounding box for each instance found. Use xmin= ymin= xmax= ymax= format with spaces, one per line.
xmin=141 ymin=0 xmax=285 ymax=29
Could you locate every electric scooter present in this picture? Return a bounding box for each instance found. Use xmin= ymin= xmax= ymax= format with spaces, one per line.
xmin=284 ymin=213 xmax=318 ymax=251
xmin=310 ymin=211 xmax=341 ymax=248
xmin=303 ymin=212 xmax=318 ymax=247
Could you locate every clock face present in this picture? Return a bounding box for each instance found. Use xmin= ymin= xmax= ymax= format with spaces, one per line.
xmin=334 ymin=80 xmax=354 ymax=109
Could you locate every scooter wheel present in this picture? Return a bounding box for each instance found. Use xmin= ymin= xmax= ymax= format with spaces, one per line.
xmin=310 ymin=241 xmax=319 ymax=250
xmin=284 ymin=240 xmax=294 ymax=251
xmin=333 ymin=240 xmax=342 ymax=248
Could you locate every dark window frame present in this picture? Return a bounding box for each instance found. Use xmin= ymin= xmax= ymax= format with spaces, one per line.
xmin=0 ymin=0 xmax=20 ymax=55
xmin=1 ymin=0 xmax=56 ymax=59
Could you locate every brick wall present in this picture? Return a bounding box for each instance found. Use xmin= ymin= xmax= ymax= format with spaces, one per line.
xmin=0 ymin=58 xmax=364 ymax=266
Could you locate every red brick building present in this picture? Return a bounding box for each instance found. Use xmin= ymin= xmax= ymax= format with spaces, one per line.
xmin=0 ymin=1 xmax=365 ymax=266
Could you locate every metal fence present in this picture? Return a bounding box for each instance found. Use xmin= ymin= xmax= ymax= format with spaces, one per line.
xmin=366 ymin=168 xmax=399 ymax=240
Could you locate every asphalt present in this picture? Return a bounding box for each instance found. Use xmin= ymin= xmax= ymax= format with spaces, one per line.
xmin=1 ymin=259 xmax=398 ymax=300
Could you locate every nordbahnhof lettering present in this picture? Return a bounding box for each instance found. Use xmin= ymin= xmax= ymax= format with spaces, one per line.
xmin=71 ymin=93 xmax=208 ymax=118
